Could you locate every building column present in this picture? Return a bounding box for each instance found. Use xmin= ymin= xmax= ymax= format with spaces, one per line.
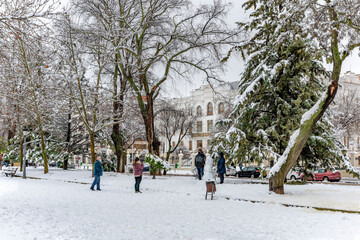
xmin=179 ymin=152 xmax=184 ymax=168
xmin=85 ymin=156 xmax=89 ymax=169
xmin=191 ymin=152 xmax=196 ymax=168
xmin=126 ymin=153 xmax=130 ymax=165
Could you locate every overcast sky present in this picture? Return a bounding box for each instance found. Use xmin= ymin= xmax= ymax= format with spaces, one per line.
xmin=164 ymin=0 xmax=360 ymax=98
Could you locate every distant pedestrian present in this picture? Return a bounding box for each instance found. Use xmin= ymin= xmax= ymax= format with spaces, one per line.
xmin=217 ymin=152 xmax=226 ymax=184
xmin=90 ymin=156 xmax=103 ymax=191
xmin=195 ymin=149 xmax=206 ymax=180
xmin=239 ymin=162 xmax=243 ymax=171
xmin=4 ymin=159 xmax=8 ymax=167
xmin=133 ymin=157 xmax=144 ymax=193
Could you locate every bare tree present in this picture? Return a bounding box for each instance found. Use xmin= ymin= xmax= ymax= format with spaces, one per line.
xmin=331 ymin=86 xmax=360 ymax=149
xmin=156 ymin=100 xmax=196 ymax=162
xmin=74 ymin=0 xmax=237 ymax=157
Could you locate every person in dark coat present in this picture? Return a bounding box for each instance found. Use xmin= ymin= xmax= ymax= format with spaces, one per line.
xmin=90 ymin=156 xmax=103 ymax=191
xmin=195 ymin=149 xmax=206 ymax=180
xmin=217 ymin=152 xmax=226 ymax=184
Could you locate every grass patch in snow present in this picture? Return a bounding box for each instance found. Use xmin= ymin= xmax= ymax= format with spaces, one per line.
xmin=285 ymin=181 xmax=307 ymax=185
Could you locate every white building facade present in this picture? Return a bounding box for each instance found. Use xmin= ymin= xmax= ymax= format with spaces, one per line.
xmin=159 ymin=81 xmax=238 ymax=162
xmin=334 ymin=72 xmax=360 ymax=167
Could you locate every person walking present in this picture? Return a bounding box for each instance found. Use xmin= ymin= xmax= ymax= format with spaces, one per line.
xmin=133 ymin=157 xmax=144 ymax=193
xmin=90 ymin=156 xmax=103 ymax=191
xmin=195 ymin=149 xmax=206 ymax=180
xmin=217 ymin=152 xmax=226 ymax=184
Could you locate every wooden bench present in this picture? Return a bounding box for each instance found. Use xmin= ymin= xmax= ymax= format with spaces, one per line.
xmin=2 ymin=167 xmax=18 ymax=178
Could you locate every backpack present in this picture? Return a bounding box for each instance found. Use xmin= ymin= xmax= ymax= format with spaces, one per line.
xmin=195 ymin=154 xmax=204 ymax=163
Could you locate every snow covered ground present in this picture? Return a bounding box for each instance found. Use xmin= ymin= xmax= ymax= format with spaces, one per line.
xmin=1 ymin=168 xmax=360 ymax=240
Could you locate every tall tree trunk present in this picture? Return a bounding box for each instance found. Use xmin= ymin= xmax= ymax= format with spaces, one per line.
xmin=111 ymin=60 xmax=127 ymax=173
xmin=269 ymin=84 xmax=338 ymax=193
xmin=89 ymin=132 xmax=96 ymax=177
xmin=112 ymin=125 xmax=125 ymax=172
xmin=144 ymin=95 xmax=155 ymax=155
xmin=19 ymin=138 xmax=24 ymax=172
xmin=144 ymin=95 xmax=161 ymax=155
xmin=38 ymin=125 xmax=48 ymax=174
xmin=64 ymin=110 xmax=72 ymax=170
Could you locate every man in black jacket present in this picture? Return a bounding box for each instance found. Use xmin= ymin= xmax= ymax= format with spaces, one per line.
xmin=195 ymin=149 xmax=206 ymax=180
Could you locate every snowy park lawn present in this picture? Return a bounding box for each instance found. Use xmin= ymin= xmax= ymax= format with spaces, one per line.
xmin=1 ymin=168 xmax=360 ymax=240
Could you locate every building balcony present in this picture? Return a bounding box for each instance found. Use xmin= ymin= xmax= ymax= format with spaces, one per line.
xmin=191 ymin=132 xmax=212 ymax=137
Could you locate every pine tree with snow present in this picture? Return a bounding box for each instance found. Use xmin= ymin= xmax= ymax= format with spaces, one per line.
xmin=214 ymin=0 xmax=360 ymax=194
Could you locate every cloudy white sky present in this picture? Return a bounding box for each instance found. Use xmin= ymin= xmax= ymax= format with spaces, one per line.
xmin=164 ymin=0 xmax=360 ymax=98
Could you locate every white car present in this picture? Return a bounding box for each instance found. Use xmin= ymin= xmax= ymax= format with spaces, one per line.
xmin=286 ymin=167 xmax=301 ymax=180
xmin=225 ymin=165 xmax=237 ymax=176
xmin=213 ymin=165 xmax=237 ymax=176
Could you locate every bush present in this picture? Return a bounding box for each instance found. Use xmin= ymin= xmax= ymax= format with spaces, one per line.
xmin=145 ymin=154 xmax=170 ymax=179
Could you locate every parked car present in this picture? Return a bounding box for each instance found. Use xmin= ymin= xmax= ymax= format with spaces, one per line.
xmin=225 ymin=165 xmax=237 ymax=176
xmin=142 ymin=163 xmax=150 ymax=172
xmin=236 ymin=166 xmax=261 ymax=178
xmin=49 ymin=161 xmax=56 ymax=167
xmin=69 ymin=162 xmax=75 ymax=169
xmin=286 ymin=167 xmax=301 ymax=180
xmin=300 ymin=169 xmax=341 ymax=182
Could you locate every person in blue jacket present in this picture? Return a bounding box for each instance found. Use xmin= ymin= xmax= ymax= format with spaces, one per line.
xmin=90 ymin=156 xmax=103 ymax=191
xmin=217 ymin=152 xmax=226 ymax=184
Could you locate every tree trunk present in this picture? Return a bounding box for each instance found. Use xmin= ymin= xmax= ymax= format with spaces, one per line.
xmin=111 ymin=61 xmax=127 ymax=173
xmin=39 ymin=125 xmax=48 ymax=174
xmin=112 ymin=127 xmax=125 ymax=172
xmin=90 ymin=132 xmax=96 ymax=177
xmin=144 ymin=95 xmax=161 ymax=155
xmin=144 ymin=96 xmax=155 ymax=155
xmin=19 ymin=138 xmax=24 ymax=172
xmin=269 ymin=81 xmax=339 ymax=194
xmin=64 ymin=109 xmax=72 ymax=170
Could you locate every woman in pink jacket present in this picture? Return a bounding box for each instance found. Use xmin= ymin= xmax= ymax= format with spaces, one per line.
xmin=133 ymin=157 xmax=144 ymax=193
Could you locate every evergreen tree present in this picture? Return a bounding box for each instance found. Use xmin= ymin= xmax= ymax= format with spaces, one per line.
xmin=213 ymin=0 xmax=346 ymax=181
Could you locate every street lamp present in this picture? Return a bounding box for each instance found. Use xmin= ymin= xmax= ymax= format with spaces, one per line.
xmin=23 ymin=127 xmax=29 ymax=179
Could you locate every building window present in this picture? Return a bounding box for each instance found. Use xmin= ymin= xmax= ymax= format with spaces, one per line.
xmin=189 ymin=124 xmax=193 ymax=134
xmin=207 ymin=120 xmax=213 ymax=132
xmin=197 ymin=140 xmax=203 ymax=149
xmin=196 ymin=106 xmax=202 ymax=116
xmin=196 ymin=121 xmax=202 ymax=133
xmin=207 ymin=102 xmax=213 ymax=115
xmin=189 ymin=141 xmax=192 ymax=151
xmin=218 ymin=102 xmax=224 ymax=114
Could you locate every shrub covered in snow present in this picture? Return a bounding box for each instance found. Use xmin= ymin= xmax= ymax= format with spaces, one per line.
xmin=145 ymin=154 xmax=170 ymax=179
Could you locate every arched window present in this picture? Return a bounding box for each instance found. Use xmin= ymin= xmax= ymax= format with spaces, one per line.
xmin=196 ymin=106 xmax=202 ymax=116
xmin=207 ymin=102 xmax=213 ymax=115
xmin=218 ymin=102 xmax=224 ymax=114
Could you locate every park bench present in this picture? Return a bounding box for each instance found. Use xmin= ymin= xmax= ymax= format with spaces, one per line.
xmin=1 ymin=167 xmax=18 ymax=178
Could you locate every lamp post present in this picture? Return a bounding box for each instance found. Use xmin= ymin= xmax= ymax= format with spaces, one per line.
xmin=23 ymin=128 xmax=29 ymax=179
